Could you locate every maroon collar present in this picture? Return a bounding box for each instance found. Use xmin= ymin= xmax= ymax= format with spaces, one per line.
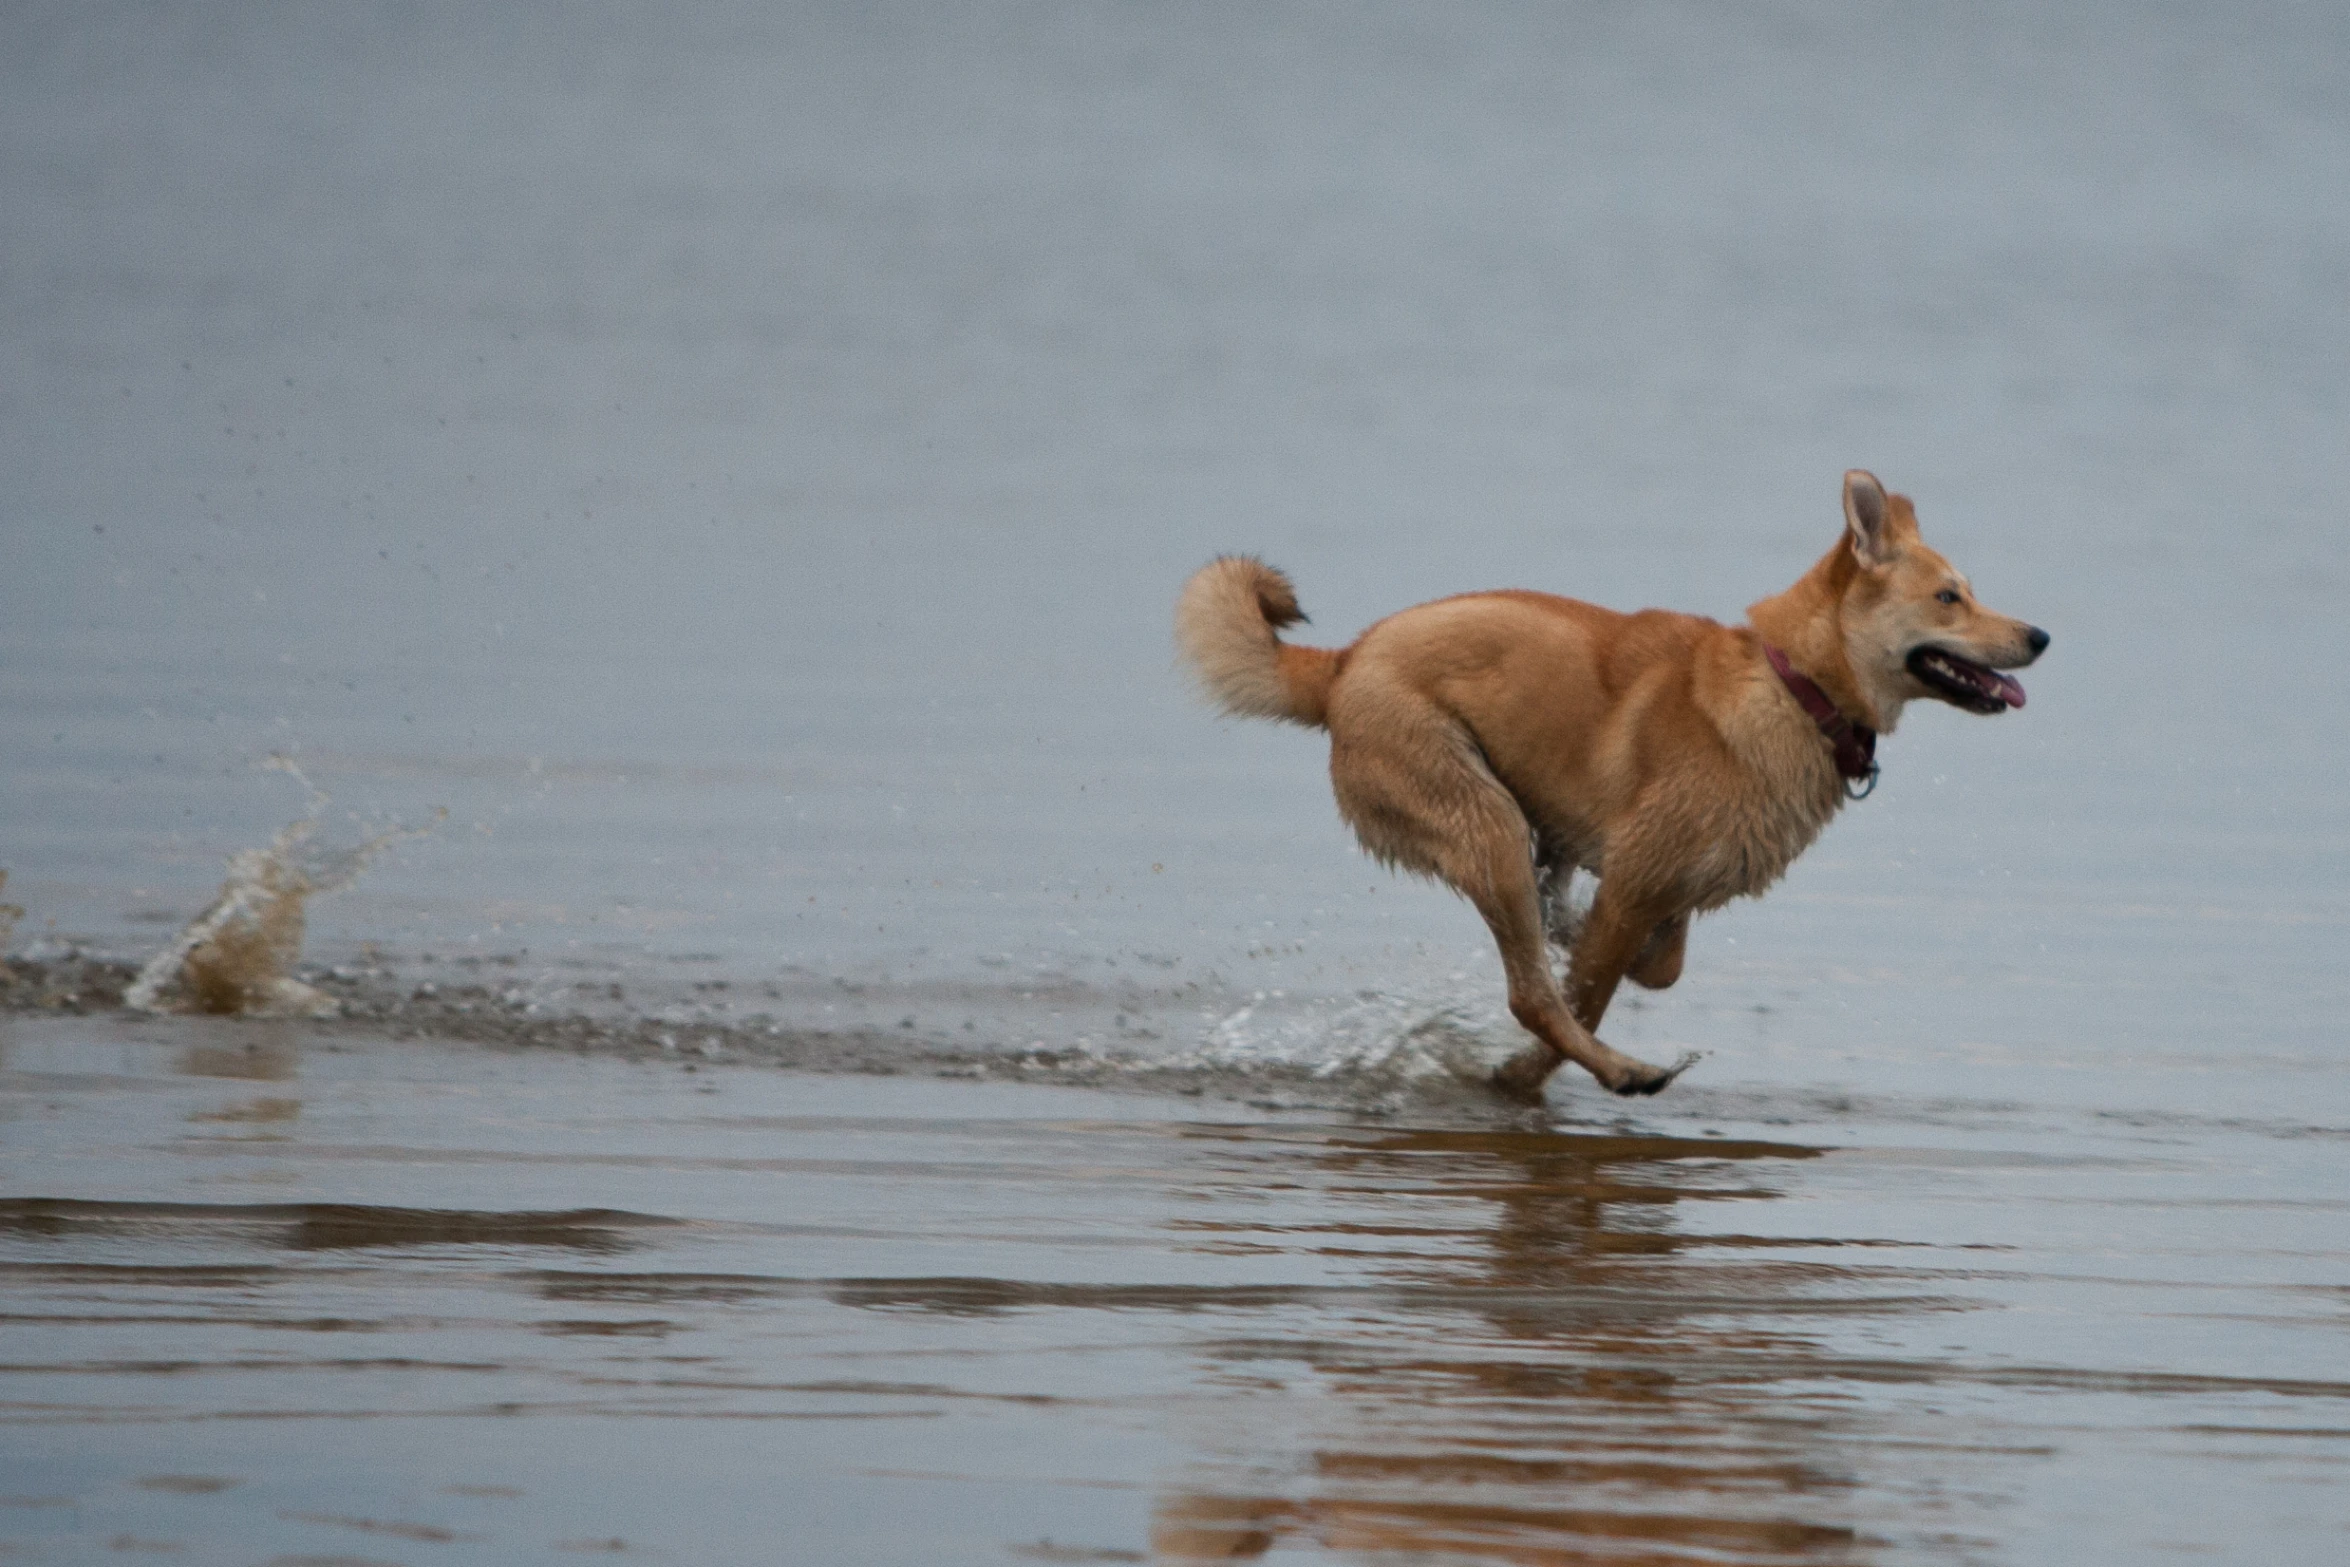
xmin=1762 ymin=643 xmax=1880 ymax=798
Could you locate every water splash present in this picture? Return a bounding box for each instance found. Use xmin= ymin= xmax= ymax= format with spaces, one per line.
xmin=1188 ymin=992 xmax=1522 ymax=1091
xmin=126 ymin=759 xmax=443 ymax=1017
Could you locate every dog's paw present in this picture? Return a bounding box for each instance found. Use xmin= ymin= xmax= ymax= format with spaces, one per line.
xmin=1609 ymin=1051 xmax=1705 ymax=1097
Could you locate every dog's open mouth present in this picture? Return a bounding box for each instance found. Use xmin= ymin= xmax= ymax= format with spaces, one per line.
xmin=1907 ymin=646 xmax=2027 ymax=713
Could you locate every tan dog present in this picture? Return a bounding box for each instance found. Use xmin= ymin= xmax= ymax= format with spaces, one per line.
xmin=1176 ymin=471 xmax=2048 ymax=1100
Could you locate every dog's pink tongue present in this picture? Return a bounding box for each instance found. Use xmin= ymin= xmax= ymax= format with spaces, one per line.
xmin=1991 ymin=671 xmax=2027 ymax=709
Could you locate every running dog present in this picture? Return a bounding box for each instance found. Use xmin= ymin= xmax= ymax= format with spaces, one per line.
xmin=1175 ymin=471 xmax=2048 ymax=1100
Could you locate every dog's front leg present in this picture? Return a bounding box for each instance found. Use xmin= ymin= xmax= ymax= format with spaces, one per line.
xmin=1480 ymin=879 xmax=1653 ymax=1102
xmin=1522 ymin=884 xmax=1696 ymax=1097
xmin=1462 ymin=857 xmax=1685 ymax=1104
xmin=1626 ymin=913 xmax=1688 ymax=991
xmin=1562 ymin=882 xmax=1669 ymax=1030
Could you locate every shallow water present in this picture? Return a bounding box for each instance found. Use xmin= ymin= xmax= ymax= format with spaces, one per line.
xmin=5 ymin=1018 xmax=2348 ymax=1565
xmin=5 ymin=2 xmax=2350 ymax=1561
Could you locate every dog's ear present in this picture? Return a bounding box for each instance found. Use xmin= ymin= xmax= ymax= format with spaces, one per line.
xmin=1842 ymin=470 xmax=1895 ymax=567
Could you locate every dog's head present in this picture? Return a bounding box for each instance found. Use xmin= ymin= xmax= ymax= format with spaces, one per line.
xmin=1835 ymin=471 xmax=2048 ymax=727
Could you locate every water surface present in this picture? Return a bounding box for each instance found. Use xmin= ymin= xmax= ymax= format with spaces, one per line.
xmin=5 ymin=1019 xmax=2347 ymax=1564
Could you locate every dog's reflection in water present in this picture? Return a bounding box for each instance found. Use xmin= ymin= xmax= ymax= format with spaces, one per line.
xmin=1149 ymin=1125 xmax=1884 ymax=1566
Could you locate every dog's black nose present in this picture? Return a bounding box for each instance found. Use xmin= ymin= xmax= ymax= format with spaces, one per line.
xmin=2026 ymin=626 xmax=2051 ymax=655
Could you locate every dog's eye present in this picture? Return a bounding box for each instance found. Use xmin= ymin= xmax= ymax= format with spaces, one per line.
xmin=1935 ymin=588 xmax=1961 ymax=605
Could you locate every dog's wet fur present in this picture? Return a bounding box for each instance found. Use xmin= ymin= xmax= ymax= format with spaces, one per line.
xmin=1176 ymin=471 xmax=2048 ymax=1101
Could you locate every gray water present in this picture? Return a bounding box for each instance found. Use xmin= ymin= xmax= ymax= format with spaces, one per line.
xmin=4 ymin=3 xmax=2349 ymax=1562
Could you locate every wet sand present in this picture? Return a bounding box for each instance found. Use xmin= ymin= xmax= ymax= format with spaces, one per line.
xmin=6 ymin=1013 xmax=2347 ymax=1564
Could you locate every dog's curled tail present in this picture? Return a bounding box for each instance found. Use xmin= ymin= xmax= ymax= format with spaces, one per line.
xmin=1174 ymin=556 xmax=1340 ymax=728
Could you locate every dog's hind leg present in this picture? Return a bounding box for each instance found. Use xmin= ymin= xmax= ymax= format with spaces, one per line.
xmin=1329 ymin=719 xmax=1678 ymax=1101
